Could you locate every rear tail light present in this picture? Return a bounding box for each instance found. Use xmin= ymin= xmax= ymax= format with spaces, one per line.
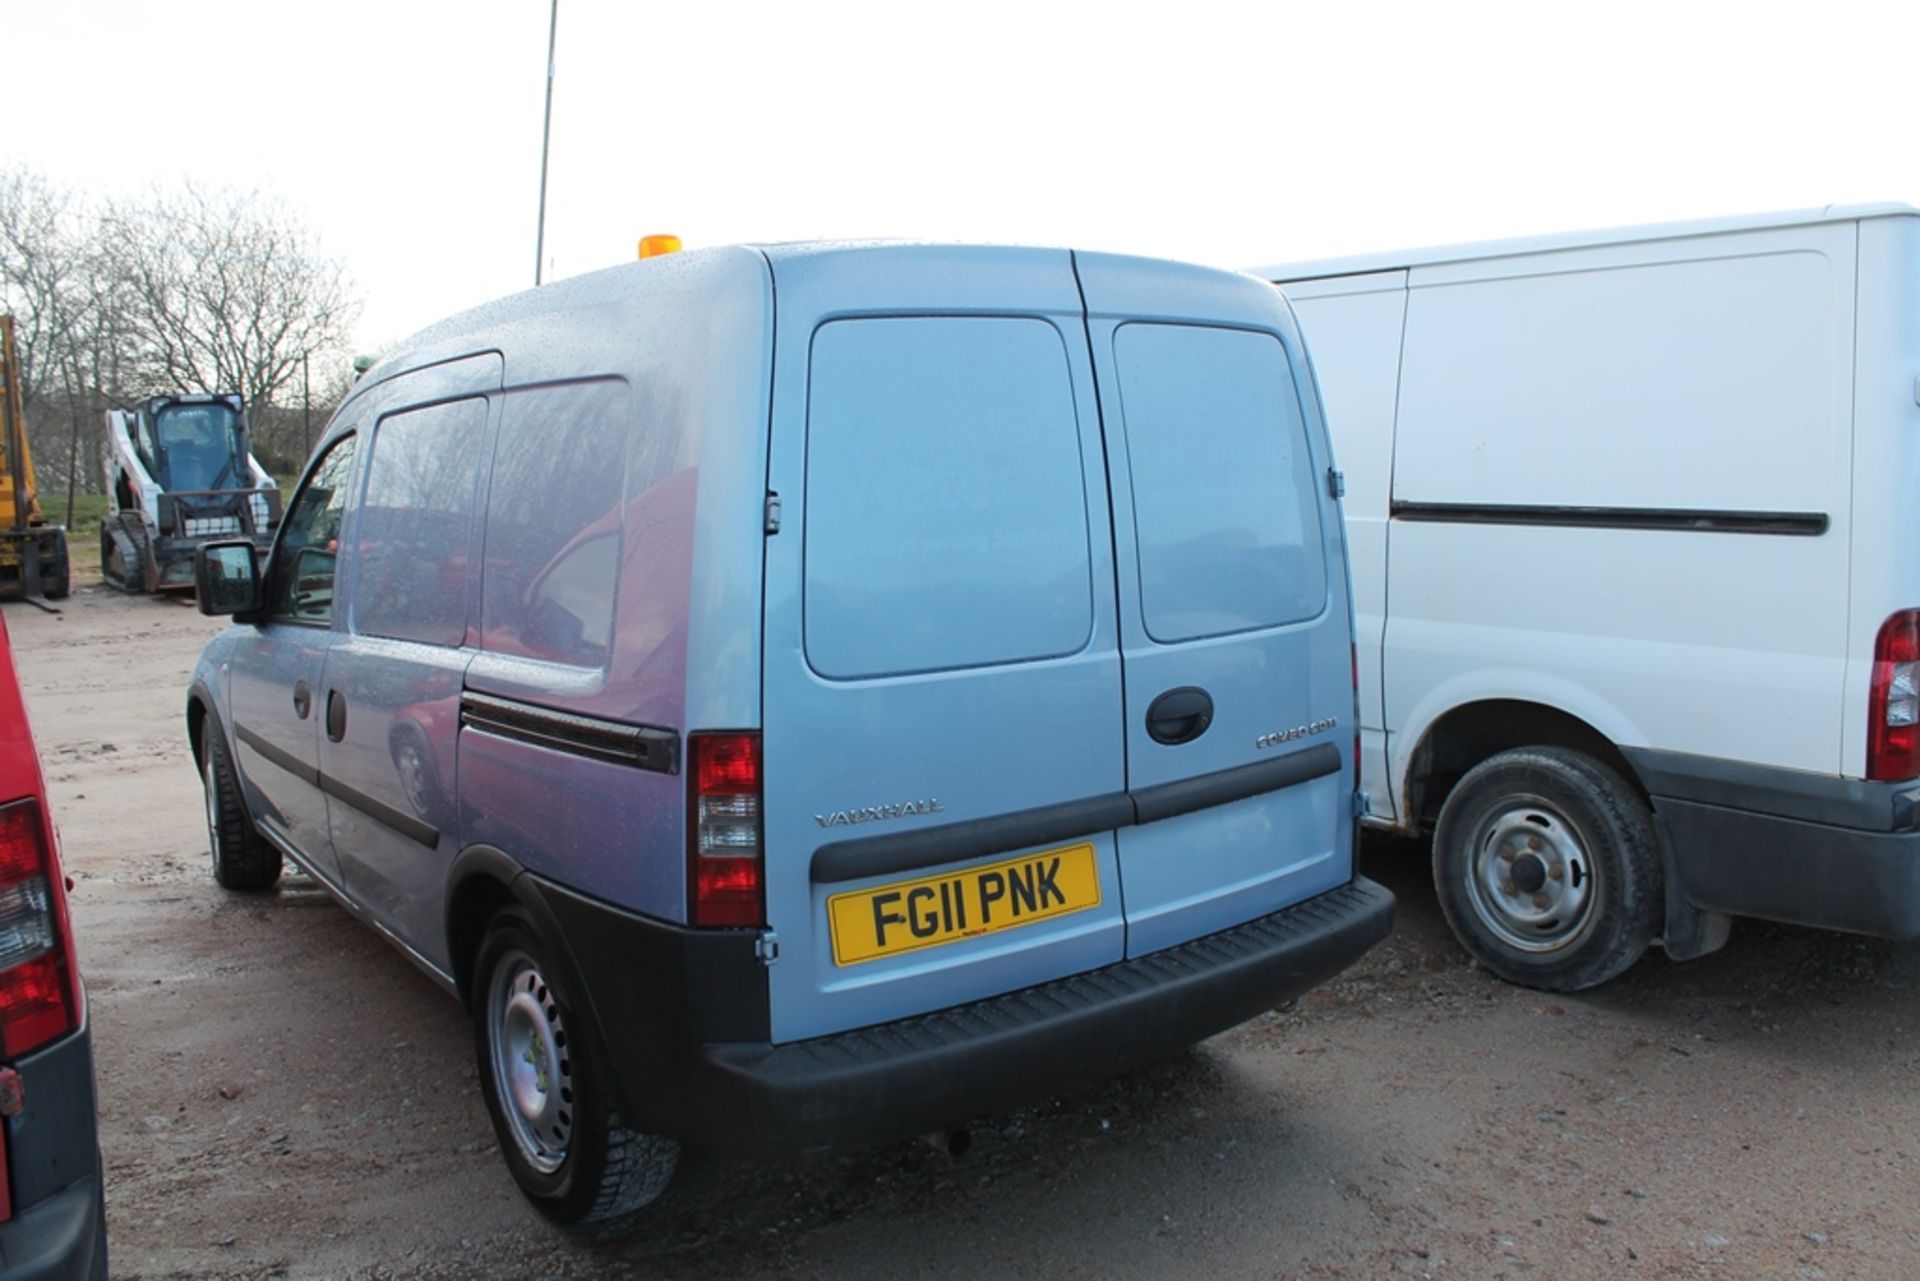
xmin=1870 ymin=611 xmax=1920 ymax=781
xmin=0 ymin=798 xmax=76 ymax=1057
xmin=688 ymin=732 xmax=764 ymax=927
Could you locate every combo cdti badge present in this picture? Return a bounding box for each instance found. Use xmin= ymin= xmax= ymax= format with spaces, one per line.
xmin=184 ymin=242 xmax=1393 ymax=1223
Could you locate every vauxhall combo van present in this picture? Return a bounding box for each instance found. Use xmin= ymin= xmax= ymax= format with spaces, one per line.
xmin=185 ymin=242 xmax=1393 ymax=1222
xmin=1260 ymin=203 xmax=1920 ymax=992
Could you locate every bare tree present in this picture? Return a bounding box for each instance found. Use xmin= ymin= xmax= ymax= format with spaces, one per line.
xmin=0 ymin=167 xmax=91 ymax=414
xmin=0 ymin=170 xmax=362 ymax=503
xmin=99 ymin=183 xmax=359 ymax=416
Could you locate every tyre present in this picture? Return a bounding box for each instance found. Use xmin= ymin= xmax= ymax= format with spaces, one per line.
xmin=471 ymin=906 xmax=678 ymax=1224
xmin=40 ymin=539 xmax=69 ymax=600
xmin=202 ymin=728 xmax=282 ymax=890
xmin=1432 ymin=746 xmax=1659 ymax=992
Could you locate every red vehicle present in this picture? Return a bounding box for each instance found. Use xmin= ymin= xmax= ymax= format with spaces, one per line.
xmin=0 ymin=609 xmax=106 ymax=1278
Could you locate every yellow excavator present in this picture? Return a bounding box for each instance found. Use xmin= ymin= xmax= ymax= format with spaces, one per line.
xmin=0 ymin=315 xmax=70 ymax=601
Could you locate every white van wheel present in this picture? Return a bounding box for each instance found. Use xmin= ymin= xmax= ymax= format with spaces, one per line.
xmin=471 ymin=907 xmax=678 ymax=1224
xmin=1432 ymin=747 xmax=1659 ymax=992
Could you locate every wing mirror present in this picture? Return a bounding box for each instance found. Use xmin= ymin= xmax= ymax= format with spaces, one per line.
xmin=195 ymin=541 xmax=262 ymax=618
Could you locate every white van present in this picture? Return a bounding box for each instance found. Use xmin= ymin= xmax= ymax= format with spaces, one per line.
xmin=1257 ymin=203 xmax=1920 ymax=990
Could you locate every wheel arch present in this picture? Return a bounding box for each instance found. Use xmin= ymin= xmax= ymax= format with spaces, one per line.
xmin=445 ymin=845 xmax=573 ymax=1012
xmin=186 ymin=681 xmax=219 ymax=771
xmin=1400 ymin=697 xmax=1649 ymax=833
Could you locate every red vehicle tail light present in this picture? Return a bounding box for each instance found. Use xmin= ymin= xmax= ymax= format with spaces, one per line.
xmin=1869 ymin=610 xmax=1920 ymax=781
xmin=0 ymin=798 xmax=76 ymax=1057
xmin=688 ymin=732 xmax=763 ymax=928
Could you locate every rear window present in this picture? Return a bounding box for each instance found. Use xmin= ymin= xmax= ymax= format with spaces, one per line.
xmin=481 ymin=381 xmax=631 ymax=669
xmin=804 ymin=317 xmax=1094 ymax=680
xmin=354 ymin=397 xmax=487 ymax=647
xmin=1113 ymin=323 xmax=1326 ymax=643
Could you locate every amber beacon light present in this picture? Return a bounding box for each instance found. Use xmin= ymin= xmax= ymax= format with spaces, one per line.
xmin=638 ymin=234 xmax=683 ymax=260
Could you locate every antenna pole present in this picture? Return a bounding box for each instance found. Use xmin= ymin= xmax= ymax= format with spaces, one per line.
xmin=534 ymin=0 xmax=559 ymax=286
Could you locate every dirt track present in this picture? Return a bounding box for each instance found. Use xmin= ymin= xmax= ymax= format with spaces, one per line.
xmin=9 ymin=581 xmax=1920 ymax=1280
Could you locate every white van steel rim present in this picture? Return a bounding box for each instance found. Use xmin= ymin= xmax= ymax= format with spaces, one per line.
xmin=1465 ymin=798 xmax=1596 ymax=953
xmin=488 ymin=951 xmax=573 ymax=1174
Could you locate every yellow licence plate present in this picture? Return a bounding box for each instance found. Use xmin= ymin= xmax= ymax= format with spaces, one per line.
xmin=827 ymin=843 xmax=1101 ymax=967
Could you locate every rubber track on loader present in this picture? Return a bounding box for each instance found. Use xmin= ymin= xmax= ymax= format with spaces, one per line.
xmin=101 ymin=513 xmax=155 ymax=594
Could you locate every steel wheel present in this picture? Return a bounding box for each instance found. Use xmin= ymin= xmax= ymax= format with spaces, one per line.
xmin=204 ymin=751 xmax=225 ymax=874
xmin=1461 ymin=796 xmax=1597 ymax=954
xmin=486 ymin=950 xmax=574 ymax=1175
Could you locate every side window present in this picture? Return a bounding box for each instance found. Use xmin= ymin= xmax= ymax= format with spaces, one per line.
xmin=481 ymin=381 xmax=630 ymax=668
xmin=353 ymin=398 xmax=487 ymax=647
xmin=271 ymin=434 xmax=359 ymax=625
xmin=1114 ymin=324 xmax=1327 ymax=643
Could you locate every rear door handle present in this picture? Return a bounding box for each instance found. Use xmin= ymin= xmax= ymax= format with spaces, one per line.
xmin=1146 ymin=686 xmax=1213 ymax=745
xmin=292 ymin=681 xmax=311 ymax=719
xmin=326 ymin=689 xmax=347 ymax=743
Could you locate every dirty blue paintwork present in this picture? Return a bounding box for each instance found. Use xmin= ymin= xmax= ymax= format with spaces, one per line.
xmin=189 ymin=240 xmax=1356 ymax=1044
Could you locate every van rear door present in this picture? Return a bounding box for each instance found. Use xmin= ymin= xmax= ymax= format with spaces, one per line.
xmin=758 ymin=246 xmax=1127 ymax=1043
xmin=1076 ymin=253 xmax=1357 ymax=957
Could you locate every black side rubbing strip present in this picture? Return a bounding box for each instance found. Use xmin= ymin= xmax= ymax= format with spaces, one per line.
xmin=1132 ymin=742 xmax=1342 ymax=826
xmin=459 ymin=692 xmax=680 ymax=775
xmin=236 ymin=725 xmax=319 ymax=786
xmin=236 ymin=724 xmax=438 ymax=848
xmin=1390 ymin=501 xmax=1828 ymax=537
xmin=811 ymin=742 xmax=1341 ymax=885
xmin=320 ymin=774 xmax=440 ymax=849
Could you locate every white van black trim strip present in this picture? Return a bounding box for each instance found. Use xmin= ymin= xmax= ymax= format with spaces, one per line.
xmin=1390 ymin=501 xmax=1828 ymax=536
xmin=459 ymin=692 xmax=680 ymax=775
xmin=235 ymin=724 xmax=440 ymax=849
xmin=811 ymin=742 xmax=1343 ymax=885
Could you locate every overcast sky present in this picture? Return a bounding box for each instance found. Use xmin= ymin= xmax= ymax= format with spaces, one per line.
xmin=8 ymin=0 xmax=1916 ymax=353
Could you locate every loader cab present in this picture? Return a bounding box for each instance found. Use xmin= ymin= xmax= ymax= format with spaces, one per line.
xmin=144 ymin=396 xmax=250 ymax=494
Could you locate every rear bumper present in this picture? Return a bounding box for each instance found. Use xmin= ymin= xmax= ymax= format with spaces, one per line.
xmin=1627 ymin=748 xmax=1920 ymax=937
xmin=539 ymin=875 xmax=1393 ymax=1156
xmin=0 ymin=1174 xmax=107 ymax=1281
xmin=0 ymin=1025 xmax=106 ymax=1281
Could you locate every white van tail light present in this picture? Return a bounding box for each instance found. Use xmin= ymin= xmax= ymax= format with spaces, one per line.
xmin=688 ymin=732 xmax=764 ymax=927
xmin=1869 ymin=611 xmax=1920 ymax=781
xmin=0 ymin=798 xmax=76 ymax=1057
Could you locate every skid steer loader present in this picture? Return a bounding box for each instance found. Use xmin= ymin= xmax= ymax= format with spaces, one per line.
xmin=0 ymin=315 xmax=70 ymax=602
xmin=101 ymin=394 xmax=279 ymax=593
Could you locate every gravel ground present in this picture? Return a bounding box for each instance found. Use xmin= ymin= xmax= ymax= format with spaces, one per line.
xmin=9 ymin=581 xmax=1920 ymax=1279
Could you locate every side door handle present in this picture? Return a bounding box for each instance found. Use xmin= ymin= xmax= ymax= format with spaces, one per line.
xmin=325 ymin=689 xmax=347 ymax=743
xmin=292 ymin=681 xmax=311 ymax=719
xmin=1146 ymin=686 xmax=1214 ymax=745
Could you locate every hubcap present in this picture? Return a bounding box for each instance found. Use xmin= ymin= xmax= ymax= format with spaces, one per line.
xmin=1463 ymin=798 xmax=1596 ymax=953
xmin=204 ymin=754 xmax=223 ymax=871
xmin=487 ymin=951 xmax=573 ymax=1174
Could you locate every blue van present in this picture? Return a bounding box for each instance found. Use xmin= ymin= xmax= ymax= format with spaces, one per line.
xmin=185 ymin=243 xmax=1393 ymax=1223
